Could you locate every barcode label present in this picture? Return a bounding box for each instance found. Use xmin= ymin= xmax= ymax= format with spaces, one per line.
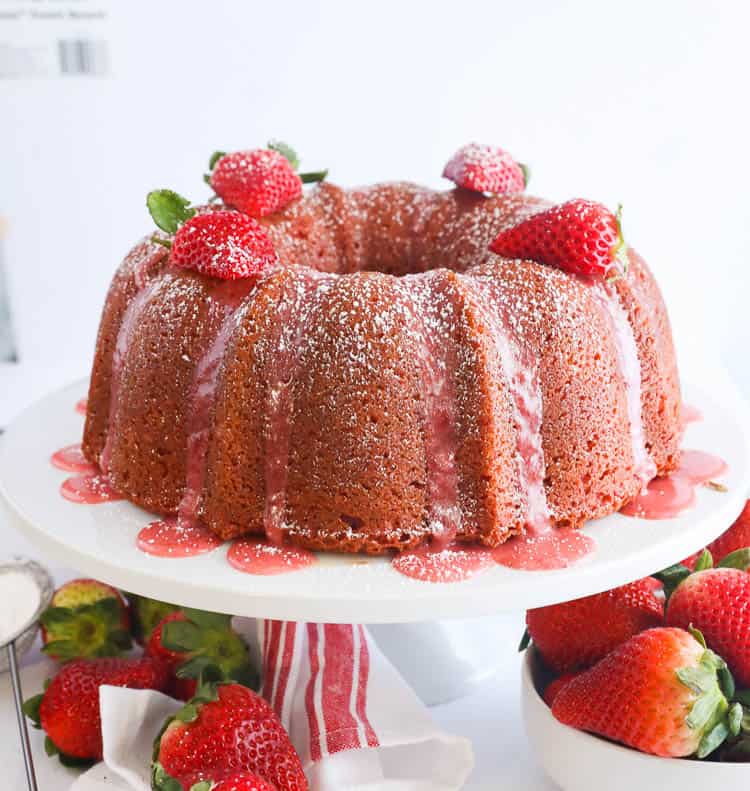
xmin=57 ymin=38 xmax=108 ymax=76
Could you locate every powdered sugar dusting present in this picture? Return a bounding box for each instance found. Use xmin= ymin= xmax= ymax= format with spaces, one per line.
xmin=136 ymin=517 xmax=223 ymax=557
xmin=392 ymin=543 xmax=494 ymax=583
xmin=227 ymin=538 xmax=316 ymax=575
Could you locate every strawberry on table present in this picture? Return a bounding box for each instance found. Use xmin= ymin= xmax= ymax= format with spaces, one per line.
xmin=552 ymin=627 xmax=739 ymax=758
xmin=490 ymin=198 xmax=628 ymax=278
xmin=146 ymin=609 xmax=257 ymax=700
xmin=40 ymin=578 xmax=132 ymax=662
xmin=442 ymin=142 xmax=528 ymax=194
xmin=208 ymin=141 xmax=327 ymax=217
xmin=152 ymin=673 xmax=307 ymax=791
xmin=23 ymin=657 xmax=169 ymax=763
xmin=523 ymin=577 xmax=664 ymax=673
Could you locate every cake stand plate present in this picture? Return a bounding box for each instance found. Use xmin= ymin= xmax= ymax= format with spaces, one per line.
xmin=1 ymin=380 xmax=749 ymax=624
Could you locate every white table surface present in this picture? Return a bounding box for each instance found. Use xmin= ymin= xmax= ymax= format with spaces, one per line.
xmin=1 ymin=523 xmax=555 ymax=791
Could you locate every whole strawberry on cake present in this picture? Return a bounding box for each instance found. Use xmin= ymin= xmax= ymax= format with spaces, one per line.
xmin=82 ymin=141 xmax=681 ymax=554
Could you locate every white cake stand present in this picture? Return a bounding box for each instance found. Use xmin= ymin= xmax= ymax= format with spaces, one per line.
xmin=1 ymin=379 xmax=748 ymax=625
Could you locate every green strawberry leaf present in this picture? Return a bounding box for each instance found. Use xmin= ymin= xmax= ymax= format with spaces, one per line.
xmin=299 ymin=169 xmax=328 ymax=184
xmin=653 ymin=562 xmax=692 ymax=599
xmin=694 ymin=549 xmax=714 ymax=572
xmin=717 ymin=661 xmax=736 ymax=701
xmin=519 ymin=163 xmax=531 ymax=189
xmin=175 ymin=655 xmax=216 ymax=680
xmin=40 ymin=606 xmax=76 ymax=628
xmin=208 ymin=150 xmax=227 ymax=171
xmin=152 ymin=761 xmax=184 ymax=791
xmin=268 ymin=140 xmax=299 ymax=170
xmin=45 ymin=736 xmax=59 ymax=757
xmin=161 ymin=621 xmax=203 ymax=653
xmin=717 ymin=548 xmax=750 ymax=571
xmin=729 ymin=702 xmax=744 ymax=737
xmin=735 ymin=689 xmax=750 ymax=707
xmin=518 ymin=629 xmax=531 ymax=652
xmin=146 ymin=190 xmax=195 ymax=234
xmin=22 ymin=693 xmax=44 ymax=728
xmin=189 ymin=782 xmax=212 ymax=791
xmin=183 ymin=608 xmax=232 ymax=632
xmin=174 ymin=703 xmax=199 ymax=724
xmin=234 ymin=663 xmax=260 ymax=691
xmin=697 ymin=720 xmax=730 ymax=759
xmin=41 ymin=639 xmax=82 ymax=660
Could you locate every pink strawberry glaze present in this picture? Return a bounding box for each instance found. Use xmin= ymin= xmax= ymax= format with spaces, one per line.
xmin=263 ymin=272 xmax=329 ymax=546
xmin=136 ymin=517 xmax=223 ymax=558
xmin=51 ymin=444 xmax=97 ymax=474
xmin=75 ymin=397 xmax=88 ymax=415
xmin=60 ymin=474 xmax=123 ymax=504
xmin=590 ymin=283 xmax=655 ymax=488
xmin=410 ymin=276 xmax=462 ymax=548
xmin=177 ymin=278 xmax=257 ymax=526
xmin=227 ymin=538 xmax=316 ymax=575
xmin=620 ymin=449 xmax=728 ymax=519
xmin=392 ymin=543 xmax=494 ymax=583
xmin=492 ymin=529 xmax=595 ymax=571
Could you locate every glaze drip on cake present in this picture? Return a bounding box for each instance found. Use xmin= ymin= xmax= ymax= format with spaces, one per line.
xmin=262 ymin=271 xmax=332 ymax=546
xmin=83 ymin=182 xmax=682 ymax=555
xmin=589 ymin=282 xmax=656 ymax=488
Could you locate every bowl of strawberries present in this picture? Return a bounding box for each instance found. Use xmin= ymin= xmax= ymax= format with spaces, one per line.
xmin=521 ymin=503 xmax=750 ymax=790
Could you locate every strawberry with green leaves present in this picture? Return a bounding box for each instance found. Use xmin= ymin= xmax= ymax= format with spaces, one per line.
xmin=207 ymin=141 xmax=327 ymax=218
xmin=146 ymin=609 xmax=257 ymax=700
xmin=152 ymin=671 xmax=306 ymax=791
xmin=125 ymin=593 xmax=181 ymax=645
xmin=522 ymin=577 xmax=664 ymax=673
xmin=552 ymin=627 xmax=740 ymax=758
xmin=490 ymin=198 xmax=628 ymax=278
xmin=41 ymin=578 xmax=132 ymax=662
xmin=24 ymin=657 xmax=170 ymax=764
xmin=661 ymin=548 xmax=750 ymax=688
xmin=146 ymin=193 xmax=277 ymax=281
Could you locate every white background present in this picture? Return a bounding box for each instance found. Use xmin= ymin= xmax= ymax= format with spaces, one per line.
xmin=1 ymin=0 xmax=750 ymax=422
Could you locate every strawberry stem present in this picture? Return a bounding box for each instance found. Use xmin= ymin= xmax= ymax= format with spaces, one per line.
xmin=299 ymin=169 xmax=328 ymax=184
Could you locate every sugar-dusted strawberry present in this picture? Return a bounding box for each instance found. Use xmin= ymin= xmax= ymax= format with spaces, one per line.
xmin=145 ymin=190 xmax=277 ymax=280
xmin=442 ymin=143 xmax=528 ymax=194
xmin=152 ymin=675 xmax=307 ymax=791
xmin=666 ymin=564 xmax=750 ymax=688
xmin=552 ymin=627 xmax=739 ymax=758
xmin=40 ymin=578 xmax=132 ymax=662
xmin=211 ymin=771 xmax=278 ymax=791
xmin=523 ymin=577 xmax=664 ymax=673
xmin=171 ymin=211 xmax=276 ymax=280
xmin=208 ymin=142 xmax=327 ymax=218
xmin=490 ymin=199 xmax=628 ymax=277
xmin=24 ymin=657 xmax=169 ymax=763
xmin=125 ymin=592 xmax=180 ymax=645
xmin=146 ymin=609 xmax=257 ymax=701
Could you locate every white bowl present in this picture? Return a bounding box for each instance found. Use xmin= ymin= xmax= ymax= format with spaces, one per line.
xmin=521 ymin=647 xmax=744 ymax=790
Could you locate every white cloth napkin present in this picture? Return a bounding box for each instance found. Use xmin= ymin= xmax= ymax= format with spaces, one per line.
xmin=69 ymin=621 xmax=473 ymax=791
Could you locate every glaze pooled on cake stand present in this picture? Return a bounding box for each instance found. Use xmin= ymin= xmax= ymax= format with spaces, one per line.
xmin=0 ymin=379 xmax=748 ymax=624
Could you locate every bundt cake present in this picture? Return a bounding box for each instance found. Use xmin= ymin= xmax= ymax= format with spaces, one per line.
xmin=82 ymin=144 xmax=682 ymax=555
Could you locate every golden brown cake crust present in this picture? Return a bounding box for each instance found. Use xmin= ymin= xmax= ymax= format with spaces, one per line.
xmin=84 ymin=183 xmax=681 ymax=554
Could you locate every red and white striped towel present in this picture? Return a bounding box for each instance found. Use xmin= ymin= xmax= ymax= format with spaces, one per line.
xmin=70 ymin=623 xmax=473 ymax=791
xmin=258 ymin=621 xmax=474 ymax=789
